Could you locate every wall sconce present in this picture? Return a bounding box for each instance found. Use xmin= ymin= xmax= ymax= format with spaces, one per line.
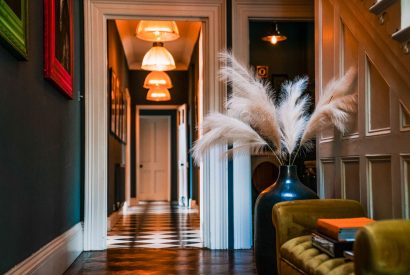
xmin=262 ymin=23 xmax=287 ymax=45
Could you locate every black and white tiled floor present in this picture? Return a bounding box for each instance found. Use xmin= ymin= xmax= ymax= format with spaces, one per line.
xmin=107 ymin=201 xmax=203 ymax=249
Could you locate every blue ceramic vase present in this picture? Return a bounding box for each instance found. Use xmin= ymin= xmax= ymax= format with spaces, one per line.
xmin=254 ymin=165 xmax=318 ymax=275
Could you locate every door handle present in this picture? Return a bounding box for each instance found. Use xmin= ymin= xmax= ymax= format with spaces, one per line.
xmin=180 ymin=163 xmax=184 ymax=166
xmin=140 ymin=164 xmax=143 ymax=168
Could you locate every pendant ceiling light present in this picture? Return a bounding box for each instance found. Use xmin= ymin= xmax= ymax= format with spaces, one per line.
xmin=143 ymin=71 xmax=173 ymax=89
xmin=146 ymin=86 xmax=171 ymax=102
xmin=141 ymin=42 xmax=176 ymax=71
xmin=262 ymin=23 xmax=287 ymax=45
xmin=136 ymin=20 xmax=180 ymax=42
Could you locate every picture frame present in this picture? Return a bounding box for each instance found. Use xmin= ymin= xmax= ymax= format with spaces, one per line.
xmin=44 ymin=0 xmax=74 ymax=98
xmin=109 ymin=68 xmax=117 ymax=134
xmin=109 ymin=68 xmax=127 ymax=144
xmin=0 ymin=0 xmax=29 ymax=59
xmin=122 ymin=92 xmax=127 ymax=143
xmin=118 ymin=90 xmax=124 ymax=142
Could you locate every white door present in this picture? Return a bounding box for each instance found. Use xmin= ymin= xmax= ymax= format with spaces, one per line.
xmin=177 ymin=104 xmax=188 ymax=206
xmin=138 ymin=116 xmax=170 ymax=201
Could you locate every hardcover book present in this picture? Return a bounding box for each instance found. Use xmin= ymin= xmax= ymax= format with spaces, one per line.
xmin=316 ymin=217 xmax=374 ymax=241
xmin=311 ymin=232 xmax=354 ymax=258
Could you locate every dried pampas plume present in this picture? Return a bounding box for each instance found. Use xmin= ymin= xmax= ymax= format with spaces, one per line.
xmin=192 ymin=52 xmax=357 ymax=165
xmin=219 ymin=51 xmax=281 ymax=152
xmin=192 ymin=113 xmax=269 ymax=164
xmin=300 ymin=67 xmax=358 ymax=144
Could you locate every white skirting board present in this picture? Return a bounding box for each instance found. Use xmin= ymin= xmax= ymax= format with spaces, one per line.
xmin=5 ymin=223 xmax=83 ymax=275
xmin=107 ymin=202 xmax=127 ymax=231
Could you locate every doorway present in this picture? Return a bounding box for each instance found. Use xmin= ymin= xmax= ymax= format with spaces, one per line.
xmin=84 ymin=0 xmax=227 ymax=250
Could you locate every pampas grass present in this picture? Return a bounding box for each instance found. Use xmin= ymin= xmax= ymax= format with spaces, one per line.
xmin=192 ymin=52 xmax=357 ymax=165
xmin=300 ymin=67 xmax=357 ymax=144
xmin=192 ymin=113 xmax=270 ymax=164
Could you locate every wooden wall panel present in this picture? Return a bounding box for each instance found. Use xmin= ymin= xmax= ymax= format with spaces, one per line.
xmin=366 ymin=59 xmax=391 ymax=134
xmin=400 ymin=103 xmax=410 ymax=131
xmin=367 ymin=156 xmax=393 ymax=219
xmin=317 ymin=0 xmax=410 ymax=219
xmin=320 ymin=159 xmax=336 ymax=198
xmin=341 ymin=158 xmax=360 ymax=202
xmin=320 ymin=0 xmax=335 ymax=141
xmin=402 ymin=155 xmax=410 ymax=218
xmin=342 ymin=24 xmax=359 ymax=136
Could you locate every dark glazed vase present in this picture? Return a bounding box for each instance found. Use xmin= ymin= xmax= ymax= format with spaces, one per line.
xmin=254 ymin=165 xmax=318 ymax=275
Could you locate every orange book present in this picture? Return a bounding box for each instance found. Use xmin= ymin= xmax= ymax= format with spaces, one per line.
xmin=316 ymin=217 xmax=375 ymax=241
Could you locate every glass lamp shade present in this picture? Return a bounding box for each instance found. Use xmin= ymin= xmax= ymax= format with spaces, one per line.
xmin=143 ymin=71 xmax=173 ymax=89
xmin=262 ymin=24 xmax=287 ymax=45
xmin=146 ymin=86 xmax=171 ymax=101
xmin=136 ymin=20 xmax=180 ymax=42
xmin=141 ymin=42 xmax=176 ymax=71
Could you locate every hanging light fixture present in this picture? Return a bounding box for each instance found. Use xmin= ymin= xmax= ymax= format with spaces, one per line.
xmin=262 ymin=23 xmax=287 ymax=45
xmin=146 ymin=86 xmax=171 ymax=101
xmin=141 ymin=42 xmax=176 ymax=71
xmin=143 ymin=71 xmax=173 ymax=88
xmin=136 ymin=20 xmax=180 ymax=42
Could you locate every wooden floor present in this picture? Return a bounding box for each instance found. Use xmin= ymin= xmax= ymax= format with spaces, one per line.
xmin=65 ymin=248 xmax=256 ymax=274
xmin=65 ymin=202 xmax=257 ymax=274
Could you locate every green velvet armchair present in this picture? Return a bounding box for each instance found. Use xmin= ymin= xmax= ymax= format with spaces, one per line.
xmin=271 ymin=199 xmax=410 ymax=275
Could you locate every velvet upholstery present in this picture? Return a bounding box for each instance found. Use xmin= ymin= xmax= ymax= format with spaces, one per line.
xmin=354 ymin=219 xmax=410 ymax=275
xmin=273 ymin=199 xmax=410 ymax=275
xmin=272 ymin=199 xmax=365 ymax=273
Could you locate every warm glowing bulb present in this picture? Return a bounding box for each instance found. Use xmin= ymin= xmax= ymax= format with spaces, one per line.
xmin=270 ymin=36 xmax=278 ymax=44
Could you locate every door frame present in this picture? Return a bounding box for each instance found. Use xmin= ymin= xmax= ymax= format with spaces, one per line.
xmin=136 ymin=106 xmax=177 ymax=202
xmin=231 ymin=0 xmax=314 ymax=248
xmin=84 ymin=0 xmax=227 ymax=251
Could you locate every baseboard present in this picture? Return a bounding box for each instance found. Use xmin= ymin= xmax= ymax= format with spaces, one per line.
xmin=5 ymin=223 xmax=83 ymax=275
xmin=107 ymin=202 xmax=127 ymax=231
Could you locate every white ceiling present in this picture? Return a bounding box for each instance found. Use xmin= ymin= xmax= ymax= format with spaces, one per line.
xmin=115 ymin=20 xmax=201 ymax=71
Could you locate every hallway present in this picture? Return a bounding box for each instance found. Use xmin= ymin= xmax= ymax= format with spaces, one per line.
xmin=65 ymin=202 xmax=257 ymax=274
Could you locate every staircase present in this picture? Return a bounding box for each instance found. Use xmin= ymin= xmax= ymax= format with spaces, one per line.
xmin=369 ymin=0 xmax=410 ymax=54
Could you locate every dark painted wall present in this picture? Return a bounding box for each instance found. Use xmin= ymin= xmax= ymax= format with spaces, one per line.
xmin=250 ymin=21 xmax=315 ymax=86
xmin=129 ymin=70 xmax=189 ymax=197
xmin=0 ymin=1 xmax=83 ymax=273
xmin=107 ymin=20 xmax=128 ymax=215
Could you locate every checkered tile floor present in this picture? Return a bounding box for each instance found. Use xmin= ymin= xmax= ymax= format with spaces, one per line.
xmin=107 ymin=202 xmax=203 ymax=249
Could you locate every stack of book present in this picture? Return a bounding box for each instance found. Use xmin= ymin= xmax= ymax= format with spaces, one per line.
xmin=311 ymin=217 xmax=374 ymax=258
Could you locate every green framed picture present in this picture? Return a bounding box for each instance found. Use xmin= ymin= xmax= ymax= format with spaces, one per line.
xmin=0 ymin=0 xmax=28 ymax=59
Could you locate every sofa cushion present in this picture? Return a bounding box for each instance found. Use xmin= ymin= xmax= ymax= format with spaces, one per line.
xmin=280 ymin=235 xmax=354 ymax=275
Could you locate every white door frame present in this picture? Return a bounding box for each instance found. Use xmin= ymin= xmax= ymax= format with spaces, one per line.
xmin=231 ymin=0 xmax=314 ymax=248
xmin=136 ymin=105 xmax=178 ymax=202
xmin=84 ymin=0 xmax=227 ymax=250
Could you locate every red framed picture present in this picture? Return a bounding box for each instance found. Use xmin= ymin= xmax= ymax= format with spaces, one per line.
xmin=44 ymin=0 xmax=74 ymax=99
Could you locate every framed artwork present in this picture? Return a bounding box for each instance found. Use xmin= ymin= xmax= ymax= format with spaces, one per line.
xmin=115 ymin=79 xmax=121 ymax=139
xmin=109 ymin=69 xmax=117 ymax=134
xmin=0 ymin=0 xmax=29 ymax=59
xmin=109 ymin=68 xmax=127 ymax=144
xmin=121 ymin=90 xmax=128 ymax=144
xmin=44 ymin=0 xmax=74 ymax=98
